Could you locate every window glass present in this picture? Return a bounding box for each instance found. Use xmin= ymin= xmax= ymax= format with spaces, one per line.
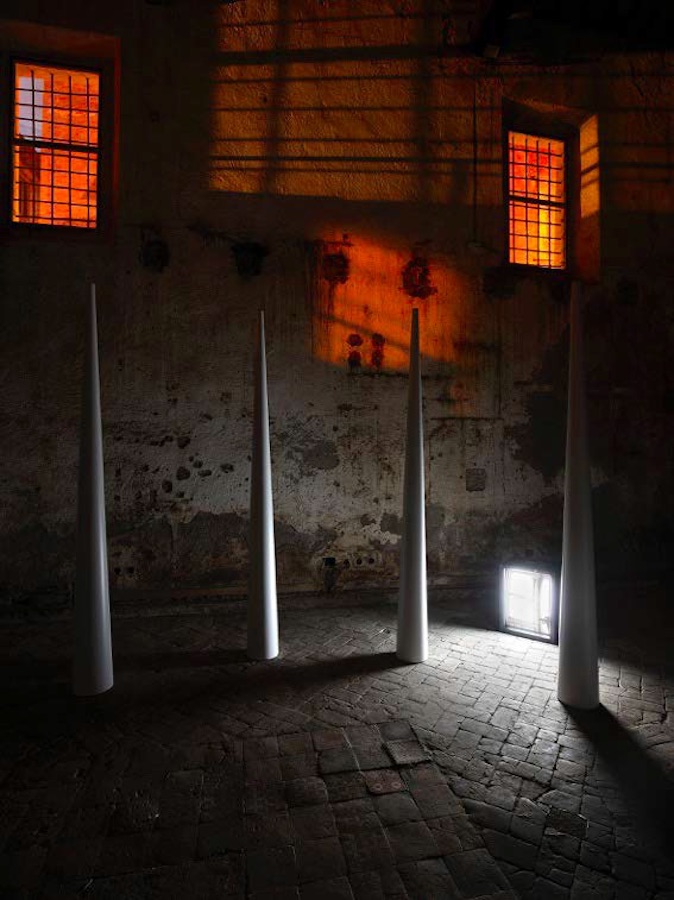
xmin=504 ymin=567 xmax=554 ymax=639
xmin=508 ymin=131 xmax=565 ymax=269
xmin=13 ymin=62 xmax=100 ymax=228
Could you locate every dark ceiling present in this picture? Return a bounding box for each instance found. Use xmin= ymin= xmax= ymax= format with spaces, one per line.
xmin=475 ymin=0 xmax=674 ymax=61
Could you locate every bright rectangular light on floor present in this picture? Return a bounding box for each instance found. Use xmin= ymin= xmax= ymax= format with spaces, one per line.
xmin=501 ymin=566 xmax=557 ymax=642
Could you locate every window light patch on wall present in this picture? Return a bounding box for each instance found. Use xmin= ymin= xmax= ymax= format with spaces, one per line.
xmin=501 ymin=566 xmax=557 ymax=642
xmin=13 ymin=62 xmax=100 ymax=228
xmin=508 ymin=131 xmax=565 ymax=269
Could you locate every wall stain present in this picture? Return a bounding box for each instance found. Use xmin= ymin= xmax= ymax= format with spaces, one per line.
xmin=299 ymin=440 xmax=340 ymax=473
xmin=491 ymin=495 xmax=564 ymax=565
xmin=321 ymin=250 xmax=350 ymax=286
xmin=347 ymin=351 xmax=362 ymax=371
xmin=231 ymin=241 xmax=269 ymax=278
xmin=140 ymin=234 xmax=170 ymax=272
xmin=402 ymin=255 xmax=437 ymax=300
xmin=371 ymin=333 xmax=385 ymax=370
xmin=275 ymin=521 xmax=339 ymax=586
xmin=312 ymin=236 xmax=353 ymax=321
xmin=174 ymin=512 xmax=247 ymax=587
xmin=380 ymin=512 xmax=403 ymax=536
xmin=506 ymin=327 xmax=569 ymax=482
xmin=453 ymin=339 xmax=500 ymax=353
xmin=509 ymin=392 xmax=567 ymax=481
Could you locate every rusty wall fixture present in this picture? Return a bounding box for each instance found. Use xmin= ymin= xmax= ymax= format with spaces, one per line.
xmin=139 ymin=233 xmax=171 ymax=272
xmin=231 ymin=241 xmax=269 ymax=278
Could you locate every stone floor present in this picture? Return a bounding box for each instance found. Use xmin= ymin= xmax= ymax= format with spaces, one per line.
xmin=1 ymin=585 xmax=674 ymax=899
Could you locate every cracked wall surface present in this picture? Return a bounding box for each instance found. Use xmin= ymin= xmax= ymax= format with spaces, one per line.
xmin=1 ymin=0 xmax=673 ymax=601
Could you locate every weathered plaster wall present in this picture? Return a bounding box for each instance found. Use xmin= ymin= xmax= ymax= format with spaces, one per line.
xmin=1 ymin=0 xmax=673 ymax=601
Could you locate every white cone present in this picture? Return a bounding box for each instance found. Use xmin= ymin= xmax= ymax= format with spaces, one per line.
xmin=557 ymin=282 xmax=599 ymax=709
xmin=73 ymin=284 xmax=114 ymax=696
xmin=397 ymin=307 xmax=429 ymax=663
xmin=247 ymin=311 xmax=279 ymax=660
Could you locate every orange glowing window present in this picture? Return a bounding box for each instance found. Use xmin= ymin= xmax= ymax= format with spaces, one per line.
xmin=508 ymin=132 xmax=566 ymax=269
xmin=12 ymin=62 xmax=100 ymax=229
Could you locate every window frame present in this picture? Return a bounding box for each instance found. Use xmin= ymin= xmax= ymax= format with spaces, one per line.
xmin=0 ymin=47 xmax=116 ymax=239
xmin=506 ymin=129 xmax=569 ymax=271
xmin=503 ymin=103 xmax=580 ymax=276
xmin=499 ymin=564 xmax=559 ymax=645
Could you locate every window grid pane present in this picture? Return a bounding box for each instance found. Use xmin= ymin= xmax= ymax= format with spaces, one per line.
xmin=12 ymin=62 xmax=100 ymax=228
xmin=504 ymin=568 xmax=553 ymax=639
xmin=508 ymin=131 xmax=565 ymax=269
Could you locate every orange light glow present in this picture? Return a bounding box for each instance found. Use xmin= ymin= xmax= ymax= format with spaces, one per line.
xmin=312 ymin=237 xmax=459 ymax=373
xmin=580 ymin=115 xmax=600 ymax=218
xmin=508 ymin=132 xmax=565 ymax=269
xmin=13 ymin=62 xmax=99 ymax=228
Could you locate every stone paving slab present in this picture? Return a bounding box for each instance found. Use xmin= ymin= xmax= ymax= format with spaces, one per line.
xmin=1 ymin=720 xmax=502 ymax=898
xmin=1 ymin=596 xmax=673 ymax=899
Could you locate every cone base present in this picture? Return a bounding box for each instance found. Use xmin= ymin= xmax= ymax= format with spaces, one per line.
xmin=558 ymin=699 xmax=600 ymax=711
xmin=396 ymin=649 xmax=427 ymax=664
xmin=557 ymin=689 xmax=599 ymax=711
xmin=247 ymin=645 xmax=279 ymax=661
xmin=73 ymin=676 xmax=114 ymax=697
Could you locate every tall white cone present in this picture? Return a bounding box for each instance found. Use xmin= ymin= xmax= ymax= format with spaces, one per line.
xmin=247 ymin=311 xmax=279 ymax=660
xmin=73 ymin=284 xmax=114 ymax=696
xmin=397 ymin=307 xmax=428 ymax=663
xmin=557 ymin=282 xmax=599 ymax=709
